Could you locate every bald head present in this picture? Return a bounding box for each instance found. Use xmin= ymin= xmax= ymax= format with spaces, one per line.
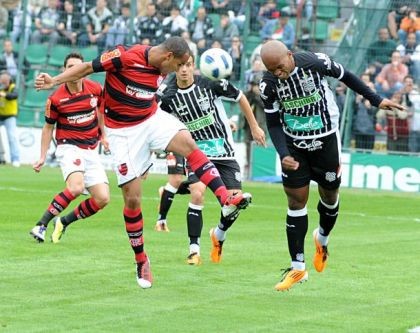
xmin=260 ymin=40 xmax=294 ymax=80
xmin=260 ymin=40 xmax=288 ymax=62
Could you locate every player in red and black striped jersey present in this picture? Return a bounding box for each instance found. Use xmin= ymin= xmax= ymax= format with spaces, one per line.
xmin=30 ymin=52 xmax=110 ymax=245
xmin=34 ymin=36 xmax=252 ymax=289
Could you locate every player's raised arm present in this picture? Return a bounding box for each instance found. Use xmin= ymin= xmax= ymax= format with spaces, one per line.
xmin=35 ymin=62 xmax=94 ymax=90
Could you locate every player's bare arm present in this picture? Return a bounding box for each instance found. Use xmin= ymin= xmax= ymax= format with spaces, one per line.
xmin=33 ymin=123 xmax=54 ymax=173
xmin=378 ymin=98 xmax=406 ymax=111
xmin=35 ymin=62 xmax=94 ymax=90
xmin=238 ymin=94 xmax=267 ymax=147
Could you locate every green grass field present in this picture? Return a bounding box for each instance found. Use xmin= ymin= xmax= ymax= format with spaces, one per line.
xmin=1 ymin=165 xmax=419 ymax=332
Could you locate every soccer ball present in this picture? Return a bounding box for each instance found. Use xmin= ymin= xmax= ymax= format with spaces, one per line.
xmin=199 ymin=48 xmax=233 ymax=80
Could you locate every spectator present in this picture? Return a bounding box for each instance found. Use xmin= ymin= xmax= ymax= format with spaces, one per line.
xmin=181 ymin=30 xmax=198 ymax=61
xmin=257 ymin=0 xmax=278 ymax=28
xmin=376 ymin=92 xmax=410 ymax=152
xmin=398 ymin=9 xmax=420 ymax=45
xmin=396 ymin=31 xmax=420 ymax=84
xmin=375 ymin=51 xmax=408 ymax=98
xmin=31 ymin=0 xmax=60 ymax=48
xmin=0 ymin=2 xmax=8 ymax=39
xmin=387 ymin=2 xmax=414 ymax=41
xmin=154 ymin=0 xmax=173 ymax=20
xmin=227 ymin=36 xmax=243 ymax=81
xmin=260 ymin=10 xmax=295 ymax=50
xmin=245 ymin=58 xmax=265 ymax=88
xmin=242 ymin=74 xmax=267 ymax=177
xmin=161 ymin=5 xmax=189 ymax=40
xmin=10 ymin=4 xmax=32 ymax=48
xmin=399 ymin=76 xmax=420 ymax=152
xmin=105 ymin=3 xmax=133 ymax=48
xmin=82 ymin=0 xmax=113 ymax=54
xmin=57 ymin=0 xmax=83 ymax=46
xmin=136 ymin=3 xmax=163 ymax=45
xmin=0 ymin=71 xmax=20 ymax=167
xmin=296 ymin=26 xmax=313 ymax=51
xmin=137 ymin=0 xmax=149 ymax=17
xmin=189 ymin=6 xmax=214 ymax=52
xmin=0 ymin=39 xmax=30 ymax=80
xmin=367 ymin=28 xmax=397 ymax=73
xmin=353 ymin=95 xmax=377 ymax=150
xmin=213 ymin=13 xmax=239 ymax=49
xmin=210 ymin=39 xmax=222 ymax=49
xmin=203 ymin=0 xmax=233 ymax=15
xmin=180 ymin=0 xmax=201 ymax=20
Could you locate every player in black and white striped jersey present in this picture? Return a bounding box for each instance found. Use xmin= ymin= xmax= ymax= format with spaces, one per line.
xmin=259 ymin=40 xmax=405 ymax=291
xmin=157 ymin=55 xmax=266 ymax=265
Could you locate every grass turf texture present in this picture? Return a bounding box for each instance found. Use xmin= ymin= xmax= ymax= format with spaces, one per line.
xmin=0 ymin=165 xmax=419 ymax=332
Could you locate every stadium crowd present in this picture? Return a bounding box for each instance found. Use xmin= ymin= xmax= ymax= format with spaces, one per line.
xmin=0 ymin=0 xmax=419 ymax=165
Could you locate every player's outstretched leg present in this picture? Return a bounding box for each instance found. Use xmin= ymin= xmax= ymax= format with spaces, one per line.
xmin=155 ymin=184 xmax=174 ymax=232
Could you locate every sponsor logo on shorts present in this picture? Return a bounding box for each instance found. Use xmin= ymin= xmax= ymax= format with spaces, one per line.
xmin=118 ymin=163 xmax=128 ymax=176
xmin=73 ymin=159 xmax=81 ymax=166
xmin=325 ymin=172 xmax=336 ymax=182
xmin=293 ymin=138 xmax=323 ymax=151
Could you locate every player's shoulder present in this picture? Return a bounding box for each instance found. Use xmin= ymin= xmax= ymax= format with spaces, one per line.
xmin=261 ymin=71 xmax=278 ymax=85
xmin=293 ymin=51 xmax=322 ymax=68
xmin=83 ymin=78 xmax=103 ymax=92
xmin=195 ymin=75 xmax=215 ymax=88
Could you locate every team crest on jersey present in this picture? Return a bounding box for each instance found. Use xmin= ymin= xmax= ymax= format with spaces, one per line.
xmin=197 ymin=92 xmax=210 ymax=111
xmin=118 ymin=163 xmax=128 ymax=176
xmin=100 ymin=49 xmax=121 ymax=63
xmin=90 ymin=97 xmax=98 ymax=108
xmin=174 ymin=102 xmax=189 ymax=115
xmin=73 ymin=159 xmax=81 ymax=166
xmin=299 ymin=73 xmax=316 ymax=93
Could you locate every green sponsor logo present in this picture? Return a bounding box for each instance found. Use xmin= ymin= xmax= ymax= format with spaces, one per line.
xmin=284 ymin=114 xmax=324 ymax=132
xmin=197 ymin=138 xmax=226 ymax=157
xmin=185 ymin=113 xmax=214 ymax=132
xmin=282 ymin=91 xmax=321 ymax=110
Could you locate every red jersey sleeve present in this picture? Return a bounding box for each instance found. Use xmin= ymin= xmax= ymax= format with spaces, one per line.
xmin=44 ymin=96 xmax=58 ymax=124
xmin=92 ymin=45 xmax=126 ymax=73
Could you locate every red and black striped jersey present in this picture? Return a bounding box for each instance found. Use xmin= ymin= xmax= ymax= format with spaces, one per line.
xmin=45 ymin=79 xmax=103 ymax=149
xmin=92 ymin=44 xmax=165 ymax=129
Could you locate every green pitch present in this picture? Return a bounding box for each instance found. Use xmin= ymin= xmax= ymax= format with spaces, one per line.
xmin=1 ymin=165 xmax=419 ymax=332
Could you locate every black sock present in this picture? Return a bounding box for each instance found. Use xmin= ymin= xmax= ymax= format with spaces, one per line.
xmin=317 ymin=199 xmax=339 ymax=236
xmin=218 ymin=210 xmax=239 ymax=231
xmin=286 ymin=208 xmax=308 ymax=265
xmin=158 ymin=189 xmax=176 ymax=220
xmin=61 ymin=212 xmax=77 ymax=227
xmin=187 ymin=204 xmax=203 ymax=245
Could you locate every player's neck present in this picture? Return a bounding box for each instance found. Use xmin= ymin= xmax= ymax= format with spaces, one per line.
xmin=66 ymin=81 xmax=83 ymax=94
xmin=177 ymin=78 xmax=194 ymax=89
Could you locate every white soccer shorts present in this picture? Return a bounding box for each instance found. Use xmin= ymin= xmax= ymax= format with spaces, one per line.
xmin=55 ymin=144 xmax=109 ymax=188
xmin=106 ymin=109 xmax=187 ymax=186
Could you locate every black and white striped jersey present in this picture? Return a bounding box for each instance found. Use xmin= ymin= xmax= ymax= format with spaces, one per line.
xmin=260 ymin=51 xmax=344 ymax=139
xmin=157 ymin=75 xmax=241 ymax=159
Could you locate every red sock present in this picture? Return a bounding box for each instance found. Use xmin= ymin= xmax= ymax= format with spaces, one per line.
xmin=123 ymin=207 xmax=146 ymax=263
xmin=48 ymin=188 xmax=75 ymax=215
xmin=186 ymin=149 xmax=228 ymax=205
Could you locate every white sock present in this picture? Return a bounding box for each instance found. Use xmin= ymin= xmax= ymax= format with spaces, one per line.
xmin=214 ymin=226 xmax=226 ymax=242
xmin=291 ymin=261 xmax=306 ymax=271
xmin=317 ymin=227 xmax=329 ymax=246
xmin=189 ymin=243 xmax=200 ymax=255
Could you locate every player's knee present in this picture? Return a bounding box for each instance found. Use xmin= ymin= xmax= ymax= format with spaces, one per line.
xmin=95 ymin=193 xmax=110 ymax=209
xmin=67 ymin=184 xmax=84 ymax=197
xmin=190 ymin=189 xmax=204 ymax=205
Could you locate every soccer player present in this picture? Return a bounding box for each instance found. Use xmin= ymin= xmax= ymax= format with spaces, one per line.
xmin=157 ymin=55 xmax=266 ymax=265
xmin=155 ymin=151 xmax=191 ymax=232
xmin=30 ymin=52 xmax=110 ymax=244
xmin=259 ymin=40 xmax=406 ymax=291
xmin=34 ymin=36 xmax=253 ymax=289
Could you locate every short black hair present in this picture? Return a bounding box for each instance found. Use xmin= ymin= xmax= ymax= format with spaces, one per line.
xmin=64 ymin=52 xmax=84 ymax=67
xmin=161 ymin=36 xmax=190 ymax=58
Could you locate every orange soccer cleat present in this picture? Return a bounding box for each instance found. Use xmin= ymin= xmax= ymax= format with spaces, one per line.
xmin=313 ymin=228 xmax=329 ymax=272
xmin=275 ymin=268 xmax=308 ymax=291
xmin=209 ymin=228 xmax=224 ymax=263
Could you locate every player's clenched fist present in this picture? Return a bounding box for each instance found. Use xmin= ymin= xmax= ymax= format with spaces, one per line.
xmin=35 ymin=73 xmax=54 ymax=90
